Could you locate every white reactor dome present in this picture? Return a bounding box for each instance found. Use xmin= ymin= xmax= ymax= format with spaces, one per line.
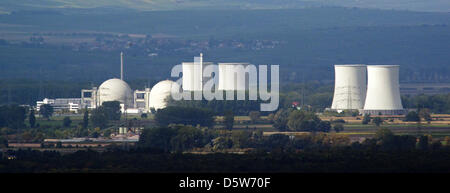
xmin=149 ymin=80 xmax=179 ymax=111
xmin=98 ymin=78 xmax=133 ymax=107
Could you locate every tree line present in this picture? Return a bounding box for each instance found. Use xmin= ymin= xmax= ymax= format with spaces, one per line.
xmin=2 ymin=129 xmax=450 ymax=173
xmin=0 ymin=101 xmax=125 ymax=143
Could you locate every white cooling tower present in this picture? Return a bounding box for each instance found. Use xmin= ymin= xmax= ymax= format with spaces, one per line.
xmin=235 ymin=65 xmax=247 ymax=91
xmin=331 ymin=64 xmax=367 ymax=112
xmin=218 ymin=64 xmax=232 ymax=90
xmin=182 ymin=62 xmax=203 ymax=91
xmin=363 ymin=65 xmax=404 ymax=115
xmin=182 ymin=62 xmax=195 ymax=91
xmin=218 ymin=63 xmax=249 ymax=91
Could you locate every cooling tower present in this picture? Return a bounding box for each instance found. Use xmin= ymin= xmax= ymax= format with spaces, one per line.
xmin=182 ymin=62 xmax=202 ymax=91
xmin=218 ymin=64 xmax=234 ymax=90
xmin=235 ymin=65 xmax=247 ymax=91
xmin=363 ymin=65 xmax=404 ymax=115
xmin=218 ymin=63 xmax=250 ymax=91
xmin=331 ymin=64 xmax=367 ymax=112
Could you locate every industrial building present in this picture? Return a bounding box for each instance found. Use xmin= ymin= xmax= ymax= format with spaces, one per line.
xmin=37 ymin=52 xmax=153 ymax=114
xmin=330 ymin=64 xmax=405 ymax=115
xmin=40 ymin=79 xmax=154 ymax=114
xmin=36 ymin=98 xmax=81 ymax=113
xmin=133 ymin=88 xmax=151 ymax=112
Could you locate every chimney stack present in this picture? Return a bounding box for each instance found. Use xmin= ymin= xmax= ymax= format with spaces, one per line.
xmin=120 ymin=52 xmax=124 ymax=80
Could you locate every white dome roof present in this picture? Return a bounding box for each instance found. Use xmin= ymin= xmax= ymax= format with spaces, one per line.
xmin=98 ymin=78 xmax=133 ymax=107
xmin=149 ymin=80 xmax=179 ymax=111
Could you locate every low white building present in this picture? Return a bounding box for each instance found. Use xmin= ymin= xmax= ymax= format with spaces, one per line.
xmin=36 ymin=98 xmax=82 ymax=113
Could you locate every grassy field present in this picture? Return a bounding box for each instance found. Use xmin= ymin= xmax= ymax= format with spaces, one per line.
xmin=36 ymin=113 xmax=450 ymax=140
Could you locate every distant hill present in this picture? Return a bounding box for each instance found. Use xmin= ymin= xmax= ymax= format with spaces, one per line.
xmin=0 ymin=0 xmax=449 ymax=13
xmin=1 ymin=7 xmax=448 ymax=35
xmin=0 ymin=7 xmax=448 ymax=83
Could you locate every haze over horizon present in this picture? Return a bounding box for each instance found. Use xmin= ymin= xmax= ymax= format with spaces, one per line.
xmin=0 ymin=0 xmax=449 ymax=13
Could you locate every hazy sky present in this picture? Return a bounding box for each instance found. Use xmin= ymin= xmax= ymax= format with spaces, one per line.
xmin=0 ymin=0 xmax=449 ymax=12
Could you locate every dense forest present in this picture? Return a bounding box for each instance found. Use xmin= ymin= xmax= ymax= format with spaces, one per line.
xmin=2 ymin=138 xmax=450 ymax=173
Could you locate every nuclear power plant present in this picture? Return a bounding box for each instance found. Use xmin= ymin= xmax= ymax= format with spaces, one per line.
xmin=36 ymin=52 xmax=406 ymax=116
xmin=330 ymin=64 xmax=405 ymax=115
xmin=70 ymin=53 xmax=193 ymax=113
xmin=36 ymin=53 xmax=254 ymax=114
xmin=217 ymin=63 xmax=253 ymax=91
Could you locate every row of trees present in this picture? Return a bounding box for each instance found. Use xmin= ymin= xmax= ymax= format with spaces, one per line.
xmin=155 ymin=106 xmax=215 ymax=128
xmin=167 ymin=97 xmax=264 ymax=116
xmin=362 ymin=114 xmax=384 ymax=126
xmin=0 ymin=101 xmax=121 ymax=142
xmin=35 ymin=101 xmax=120 ymax=130
xmin=2 ymin=141 xmax=450 ymax=173
xmin=402 ymin=94 xmax=450 ymax=114
xmin=404 ymin=109 xmax=432 ymax=123
xmin=138 ymin=125 xmax=214 ymax=152
xmin=154 ymin=106 xmax=338 ymax=133
xmin=360 ymin=108 xmax=433 ymax=127
xmin=89 ymin=101 xmax=121 ymax=129
xmin=269 ymin=108 xmax=340 ymax=132
xmin=0 ymin=105 xmax=26 ymax=130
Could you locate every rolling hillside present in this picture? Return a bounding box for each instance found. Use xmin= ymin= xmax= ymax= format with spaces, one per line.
xmin=0 ymin=7 xmax=448 ymax=83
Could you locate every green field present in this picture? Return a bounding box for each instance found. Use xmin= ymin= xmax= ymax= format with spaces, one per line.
xmin=33 ymin=113 xmax=450 ymax=140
